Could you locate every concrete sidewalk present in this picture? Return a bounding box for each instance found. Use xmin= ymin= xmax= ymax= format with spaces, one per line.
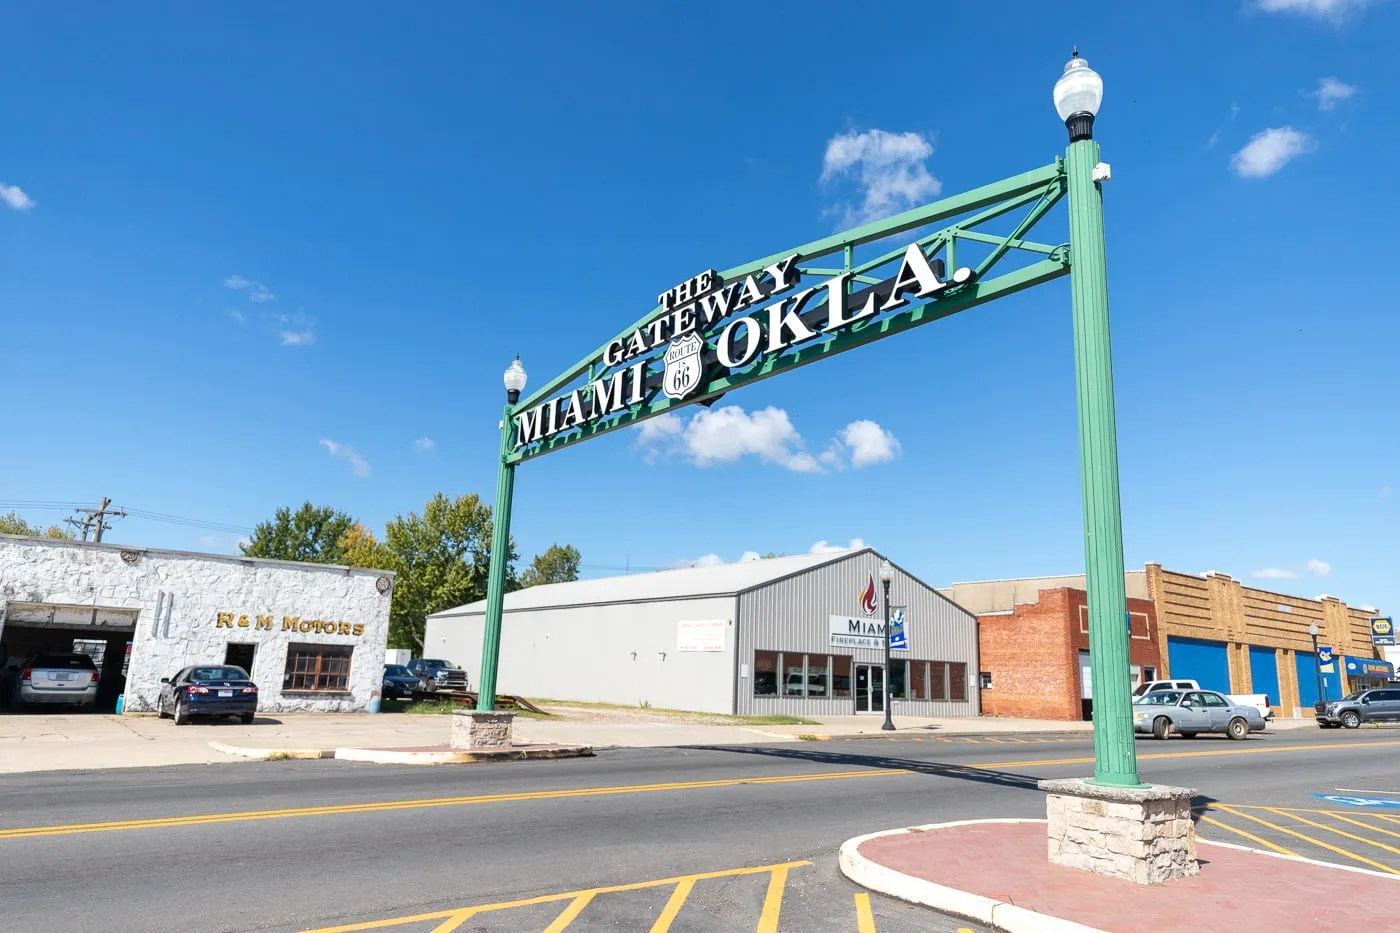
xmin=0 ymin=710 xmax=1316 ymax=773
xmin=840 ymin=818 xmax=1397 ymax=932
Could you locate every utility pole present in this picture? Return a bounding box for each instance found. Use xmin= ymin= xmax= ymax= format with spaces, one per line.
xmin=66 ymin=497 xmax=128 ymax=543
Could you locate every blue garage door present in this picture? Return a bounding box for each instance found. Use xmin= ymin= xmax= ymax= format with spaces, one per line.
xmin=1248 ymin=646 xmax=1280 ymax=707
xmin=1167 ymin=637 xmax=1231 ymax=693
xmin=1294 ymin=652 xmax=1341 ymax=709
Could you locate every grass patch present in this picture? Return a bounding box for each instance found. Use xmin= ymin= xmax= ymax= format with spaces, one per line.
xmin=736 ymin=714 xmax=821 ymax=726
xmin=378 ymin=698 xmax=552 ymax=718
xmin=265 ymin=751 xmax=294 ymax=761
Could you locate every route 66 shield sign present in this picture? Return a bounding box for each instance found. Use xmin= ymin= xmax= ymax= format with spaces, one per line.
xmin=662 ymin=332 xmax=704 ymax=401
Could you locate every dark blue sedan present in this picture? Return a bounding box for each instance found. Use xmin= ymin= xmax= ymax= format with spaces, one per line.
xmin=382 ymin=664 xmax=420 ymax=700
xmin=158 ymin=665 xmax=259 ymax=725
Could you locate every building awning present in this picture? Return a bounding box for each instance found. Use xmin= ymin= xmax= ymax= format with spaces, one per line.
xmin=1343 ymin=657 xmax=1394 ymax=679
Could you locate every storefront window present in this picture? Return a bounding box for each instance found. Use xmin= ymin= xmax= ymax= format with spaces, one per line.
xmin=949 ymin=662 xmax=967 ymax=701
xmin=807 ymin=655 xmax=829 ymax=697
xmin=929 ymin=661 xmax=947 ymax=701
xmin=753 ymin=650 xmax=778 ymax=696
xmin=784 ymin=654 xmax=805 ymax=696
xmin=910 ymin=660 xmax=928 ymax=700
xmin=832 ymin=655 xmax=852 ymax=697
xmin=889 ymin=660 xmax=907 ymax=699
xmin=283 ymin=643 xmax=353 ymax=692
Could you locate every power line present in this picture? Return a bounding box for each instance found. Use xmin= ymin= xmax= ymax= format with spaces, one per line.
xmin=65 ymin=497 xmax=128 ymax=543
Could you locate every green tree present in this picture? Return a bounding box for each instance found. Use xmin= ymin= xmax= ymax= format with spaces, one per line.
xmin=382 ymin=492 xmax=507 ymax=652
xmin=241 ymin=502 xmax=356 ymax=563
xmin=0 ymin=511 xmax=74 ymax=539
xmin=519 ymin=544 xmax=581 ymax=588
xmin=336 ymin=523 xmax=395 ymax=571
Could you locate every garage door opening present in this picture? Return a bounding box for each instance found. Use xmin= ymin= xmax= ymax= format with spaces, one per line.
xmin=0 ymin=602 xmax=139 ymax=713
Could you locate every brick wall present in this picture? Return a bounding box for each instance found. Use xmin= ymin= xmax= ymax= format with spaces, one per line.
xmin=978 ymin=588 xmax=1160 ymax=721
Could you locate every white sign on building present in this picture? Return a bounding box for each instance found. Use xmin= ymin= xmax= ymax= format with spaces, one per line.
xmin=677 ymin=619 xmax=727 ymax=652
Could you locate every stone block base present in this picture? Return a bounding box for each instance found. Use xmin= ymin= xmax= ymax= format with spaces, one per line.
xmin=1038 ymin=777 xmax=1198 ymax=885
xmin=450 ymin=710 xmax=515 ymax=749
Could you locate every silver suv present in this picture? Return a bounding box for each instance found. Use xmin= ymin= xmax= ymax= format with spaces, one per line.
xmin=1315 ymin=688 xmax=1400 ymax=729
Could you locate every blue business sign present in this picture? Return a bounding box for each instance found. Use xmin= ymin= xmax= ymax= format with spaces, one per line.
xmin=1318 ymin=646 xmax=1334 ymax=666
xmin=889 ymin=607 xmax=908 ymax=651
xmin=1344 ymin=657 xmax=1394 ymax=680
xmin=1372 ymin=617 xmax=1395 ymax=647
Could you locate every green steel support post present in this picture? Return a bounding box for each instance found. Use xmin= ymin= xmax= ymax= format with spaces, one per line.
xmin=476 ymin=406 xmax=517 ymax=711
xmin=1066 ymin=136 xmax=1142 ymax=788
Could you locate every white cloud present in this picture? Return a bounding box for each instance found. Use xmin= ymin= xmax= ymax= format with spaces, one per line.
xmin=225 ymin=274 xmax=276 ymax=303
xmin=635 ymin=405 xmax=900 ymax=474
xmin=1252 ymin=567 xmax=1297 ymax=579
xmin=820 ymin=128 xmax=941 ymax=226
xmin=1307 ymin=559 xmax=1332 ymax=577
xmin=810 ymin=538 xmax=868 ymax=554
xmin=1308 ymin=76 xmax=1357 ymax=111
xmin=280 ymin=329 xmax=316 ymax=346
xmin=1 ymin=182 xmax=35 ymax=211
xmin=1205 ymin=104 xmax=1240 ymax=150
xmin=1256 ymin=0 xmax=1375 ymax=17
xmin=739 ymin=551 xmax=762 ymax=562
xmin=250 ymin=285 xmax=276 ymax=303
xmin=319 ymin=438 xmax=370 ymax=477
xmin=839 ymin=420 xmax=902 ymax=468
xmin=1231 ymin=127 xmax=1316 ymax=178
xmin=226 ymin=309 xmax=247 ymax=324
xmin=224 ymin=274 xmax=251 ymax=290
xmin=413 ymin=437 xmax=435 ymax=453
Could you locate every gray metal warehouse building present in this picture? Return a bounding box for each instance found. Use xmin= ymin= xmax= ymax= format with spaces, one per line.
xmin=425 ymin=548 xmax=979 ymax=718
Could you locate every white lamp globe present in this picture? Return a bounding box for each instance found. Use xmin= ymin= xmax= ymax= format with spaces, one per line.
xmin=503 ymin=356 xmax=528 ymax=394
xmin=878 ymin=559 xmax=893 ymax=584
xmin=1053 ymin=50 xmax=1104 ymax=122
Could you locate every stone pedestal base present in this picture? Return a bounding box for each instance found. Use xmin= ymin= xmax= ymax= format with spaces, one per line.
xmin=1038 ymin=777 xmax=1198 ymax=885
xmin=450 ymin=710 xmax=515 ymax=749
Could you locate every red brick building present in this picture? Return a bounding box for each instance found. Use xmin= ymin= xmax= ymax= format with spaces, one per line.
xmin=943 ymin=575 xmax=1160 ymax=721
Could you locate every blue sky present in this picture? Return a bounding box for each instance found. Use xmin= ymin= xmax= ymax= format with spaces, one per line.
xmin=2 ymin=1 xmax=1396 ymax=615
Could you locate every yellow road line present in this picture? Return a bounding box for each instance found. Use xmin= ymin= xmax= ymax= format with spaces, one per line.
xmin=854 ymin=893 xmax=877 ymax=933
xmin=428 ymin=910 xmax=478 ymax=933
xmin=1195 ymin=812 xmax=1300 ymax=857
xmin=1321 ymin=811 xmax=1400 ymax=840
xmin=1214 ymin=805 xmax=1400 ymax=875
xmin=648 ymin=879 xmax=694 ymax=933
xmin=299 ymin=861 xmax=811 ymax=933
xmin=1266 ymin=808 xmax=1400 ymax=857
xmin=755 ymin=864 xmax=790 ymax=933
xmin=543 ymin=892 xmax=595 ymax=933
xmin=9 ymin=739 xmax=1400 ymax=842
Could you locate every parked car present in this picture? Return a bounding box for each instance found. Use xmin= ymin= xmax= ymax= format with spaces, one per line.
xmin=5 ymin=652 xmax=100 ymax=710
xmin=157 ymin=665 xmax=258 ymax=725
xmin=406 ymin=658 xmax=469 ymax=693
xmin=1134 ymin=678 xmax=1274 ymax=721
xmin=1133 ymin=689 xmax=1266 ymax=740
xmin=1315 ymin=688 xmax=1400 ymax=729
xmin=382 ymin=664 xmax=420 ymax=700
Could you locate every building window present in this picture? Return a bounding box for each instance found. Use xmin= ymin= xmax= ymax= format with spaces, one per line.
xmin=949 ymin=662 xmax=967 ymax=701
xmin=889 ymin=660 xmax=907 ymax=699
xmin=753 ymin=650 xmax=779 ymax=696
xmin=930 ymin=660 xmax=947 ymax=700
xmin=283 ymin=643 xmax=353 ymax=692
xmin=911 ymin=660 xmax=929 ymax=699
xmin=1142 ymin=666 xmax=1157 ymax=683
xmin=784 ymin=653 xmax=806 ymax=696
xmin=807 ymin=655 xmax=830 ymax=697
xmin=980 ymin=671 xmax=993 ymax=690
xmin=832 ymin=655 xmax=852 ymax=697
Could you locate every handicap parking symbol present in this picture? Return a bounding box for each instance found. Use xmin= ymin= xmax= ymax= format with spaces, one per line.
xmin=1311 ymin=794 xmax=1400 ymax=808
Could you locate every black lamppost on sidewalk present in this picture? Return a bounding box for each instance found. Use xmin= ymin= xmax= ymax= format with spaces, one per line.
xmin=1308 ymin=621 xmax=1327 ymax=704
xmin=879 ymin=560 xmax=895 ymax=732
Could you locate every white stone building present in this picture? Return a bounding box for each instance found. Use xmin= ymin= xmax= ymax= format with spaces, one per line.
xmin=0 ymin=534 xmax=393 ymax=713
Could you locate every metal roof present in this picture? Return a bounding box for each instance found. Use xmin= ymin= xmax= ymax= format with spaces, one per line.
xmin=430 ymin=549 xmax=868 ymax=617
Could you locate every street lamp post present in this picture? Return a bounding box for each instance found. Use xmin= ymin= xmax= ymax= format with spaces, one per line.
xmin=476 ymin=356 xmax=528 ymax=712
xmin=879 ymin=560 xmax=895 ymax=732
xmin=1056 ymin=50 xmax=1141 ymax=788
xmin=1308 ymin=621 xmax=1326 ymax=704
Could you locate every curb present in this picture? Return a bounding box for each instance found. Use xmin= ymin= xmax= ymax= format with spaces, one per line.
xmin=333 ymin=745 xmax=594 ymax=765
xmin=838 ymin=819 xmax=1108 ymax=933
xmin=208 ymin=741 xmax=334 ymax=760
xmin=813 ymin=730 xmax=1091 ymax=742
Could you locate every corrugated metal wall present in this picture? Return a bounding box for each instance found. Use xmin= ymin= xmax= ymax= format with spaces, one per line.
xmin=736 ymin=551 xmax=979 ymax=717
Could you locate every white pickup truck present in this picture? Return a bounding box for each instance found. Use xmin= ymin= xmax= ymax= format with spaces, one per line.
xmin=1133 ymin=679 xmax=1274 ymax=721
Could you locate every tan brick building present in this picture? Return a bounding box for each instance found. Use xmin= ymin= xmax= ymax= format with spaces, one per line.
xmin=945 ymin=565 xmax=1389 ymax=721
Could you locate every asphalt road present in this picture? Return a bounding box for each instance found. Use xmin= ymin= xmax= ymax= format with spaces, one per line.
xmin=3 ymin=727 xmax=1400 ymax=932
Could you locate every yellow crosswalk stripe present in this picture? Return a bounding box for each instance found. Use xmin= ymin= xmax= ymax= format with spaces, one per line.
xmin=648 ymin=879 xmax=695 ymax=933
xmin=1265 ymin=808 xmax=1400 ymax=857
xmin=854 ymin=893 xmax=877 ymax=933
xmin=756 ymin=864 xmax=791 ymax=933
xmin=1195 ymin=812 xmax=1299 ymax=857
xmin=1214 ymin=805 xmax=1400 ymax=875
xmin=543 ymin=893 xmax=595 ymax=933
